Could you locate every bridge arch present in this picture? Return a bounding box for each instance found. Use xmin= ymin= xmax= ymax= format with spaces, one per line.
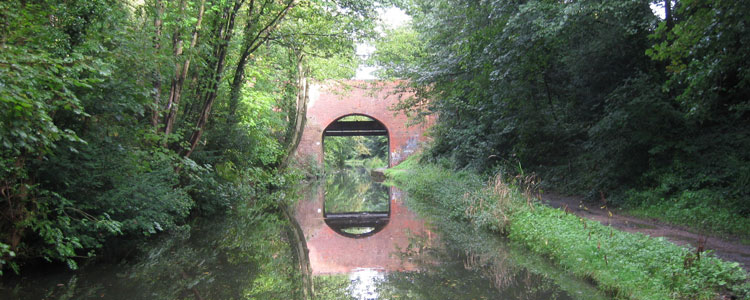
xmin=295 ymin=80 xmax=433 ymax=168
xmin=324 ymin=113 xmax=389 ymax=136
xmin=323 ymin=113 xmax=390 ymax=166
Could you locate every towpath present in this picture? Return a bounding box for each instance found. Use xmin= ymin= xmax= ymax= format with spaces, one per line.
xmin=542 ymin=193 xmax=750 ymax=271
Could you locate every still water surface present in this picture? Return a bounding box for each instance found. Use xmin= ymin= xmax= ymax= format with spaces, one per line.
xmin=324 ymin=168 xmax=389 ymax=214
xmin=0 ymin=213 xmax=268 ymax=299
xmin=299 ymin=167 xmax=606 ymax=299
xmin=0 ymin=167 xmax=605 ymax=299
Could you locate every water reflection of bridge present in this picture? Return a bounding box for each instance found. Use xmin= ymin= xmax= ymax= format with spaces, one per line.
xmin=322 ymin=168 xmax=390 ymax=238
xmin=294 ymin=183 xmax=431 ymax=274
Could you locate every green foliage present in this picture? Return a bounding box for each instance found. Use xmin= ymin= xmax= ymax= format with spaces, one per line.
xmin=508 ymin=206 xmax=749 ymax=299
xmin=325 ymin=136 xmax=360 ymax=169
xmin=648 ymin=0 xmax=750 ymax=123
xmin=377 ymin=0 xmax=750 ymax=229
xmin=380 ymin=0 xmax=658 ymax=176
xmin=387 ymin=157 xmax=750 ymax=299
xmin=229 ymin=195 xmax=300 ymax=299
xmin=27 ymin=140 xmax=193 ymax=264
xmin=372 ymin=204 xmax=607 ymax=300
xmin=369 ymin=25 xmax=425 ymax=80
xmin=0 ymin=0 xmax=385 ymax=275
xmin=0 ymin=0 xmax=154 ymax=271
xmin=584 ymin=73 xmax=682 ymax=196
xmin=0 ymin=188 xmax=305 ymax=299
xmin=0 ymin=243 xmax=14 ymax=275
xmin=362 ymin=156 xmax=386 ymax=170
xmin=313 ymin=275 xmax=356 ymax=300
xmin=324 ymin=135 xmax=387 ymax=169
xmin=294 ymin=154 xmax=326 ymax=179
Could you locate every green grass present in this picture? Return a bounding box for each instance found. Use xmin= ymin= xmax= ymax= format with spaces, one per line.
xmin=386 ymin=156 xmax=750 ymax=300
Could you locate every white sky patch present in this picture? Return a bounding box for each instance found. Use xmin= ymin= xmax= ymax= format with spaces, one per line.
xmin=348 ymin=268 xmax=384 ymax=299
xmin=380 ymin=7 xmax=410 ymax=29
xmin=353 ymin=7 xmax=411 ymax=80
xmin=354 ymin=44 xmax=377 ymax=80
xmin=650 ymin=1 xmax=667 ymax=19
xmin=356 ymin=44 xmax=376 ymax=57
xmin=354 ymin=65 xmax=379 ymax=80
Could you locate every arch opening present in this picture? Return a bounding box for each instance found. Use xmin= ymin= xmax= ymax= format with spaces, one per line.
xmin=322 ymin=114 xmax=390 ymax=238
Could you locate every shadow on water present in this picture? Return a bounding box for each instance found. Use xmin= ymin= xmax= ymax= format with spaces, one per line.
xmin=299 ymin=167 xmax=607 ymax=300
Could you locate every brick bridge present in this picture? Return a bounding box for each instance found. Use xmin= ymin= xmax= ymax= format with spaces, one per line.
xmin=294 ymin=80 xmax=432 ymax=167
xmin=292 ymin=80 xmax=435 ymax=274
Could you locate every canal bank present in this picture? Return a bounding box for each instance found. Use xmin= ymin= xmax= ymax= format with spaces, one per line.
xmin=385 ymin=157 xmax=750 ymax=299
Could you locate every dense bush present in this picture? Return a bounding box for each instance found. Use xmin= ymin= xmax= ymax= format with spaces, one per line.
xmin=374 ymin=0 xmax=750 ymax=230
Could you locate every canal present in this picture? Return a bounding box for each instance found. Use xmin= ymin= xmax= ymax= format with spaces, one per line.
xmin=0 ymin=166 xmax=606 ymax=299
xmin=297 ymin=166 xmax=606 ymax=299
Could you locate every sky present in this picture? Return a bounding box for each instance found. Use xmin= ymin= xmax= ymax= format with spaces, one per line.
xmin=650 ymin=2 xmax=667 ymax=19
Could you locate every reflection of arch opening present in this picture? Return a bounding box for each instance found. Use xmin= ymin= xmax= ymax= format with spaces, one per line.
xmin=322 ymin=114 xmax=390 ymax=238
xmin=323 ymin=213 xmax=389 ymax=238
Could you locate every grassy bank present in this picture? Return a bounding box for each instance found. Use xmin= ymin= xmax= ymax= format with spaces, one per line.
xmin=386 ymin=157 xmax=750 ymax=300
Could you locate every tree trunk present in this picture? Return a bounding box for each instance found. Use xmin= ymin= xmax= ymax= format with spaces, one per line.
xmin=665 ymin=0 xmax=673 ymax=30
xmin=184 ymin=0 xmax=295 ymax=158
xmin=281 ymin=55 xmax=309 ymax=169
xmin=163 ymin=0 xmax=206 ymax=138
xmin=280 ymin=201 xmax=314 ymax=300
xmin=151 ymin=0 xmax=164 ymax=131
xmin=227 ymin=44 xmax=251 ymax=119
xmin=182 ymin=0 xmax=243 ymax=158
xmin=228 ymin=0 xmax=296 ymax=118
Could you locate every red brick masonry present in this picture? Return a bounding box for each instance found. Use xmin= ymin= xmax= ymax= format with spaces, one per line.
xmin=295 ymin=185 xmax=432 ymax=274
xmin=294 ymin=80 xmax=433 ymax=167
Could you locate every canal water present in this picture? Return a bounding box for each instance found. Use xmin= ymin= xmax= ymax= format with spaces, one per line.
xmin=297 ymin=167 xmax=606 ymax=299
xmin=0 ymin=166 xmax=606 ymax=299
xmin=0 ymin=191 xmax=297 ymax=300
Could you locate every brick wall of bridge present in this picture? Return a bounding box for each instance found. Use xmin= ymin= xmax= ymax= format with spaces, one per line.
xmin=294 ymin=80 xmax=432 ymax=167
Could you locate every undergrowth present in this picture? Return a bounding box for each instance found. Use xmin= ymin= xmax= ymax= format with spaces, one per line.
xmin=386 ymin=156 xmax=750 ymax=300
xmin=623 ymin=189 xmax=750 ymax=240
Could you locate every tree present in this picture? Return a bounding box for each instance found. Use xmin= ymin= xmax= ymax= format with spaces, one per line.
xmin=379 ymin=0 xmax=750 ymax=218
xmin=0 ymin=0 xmax=388 ymax=275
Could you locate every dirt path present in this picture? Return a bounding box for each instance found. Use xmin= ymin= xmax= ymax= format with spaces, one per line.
xmin=541 ymin=193 xmax=750 ymax=271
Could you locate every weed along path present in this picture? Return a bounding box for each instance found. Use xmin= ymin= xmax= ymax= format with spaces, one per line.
xmin=542 ymin=193 xmax=750 ymax=271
